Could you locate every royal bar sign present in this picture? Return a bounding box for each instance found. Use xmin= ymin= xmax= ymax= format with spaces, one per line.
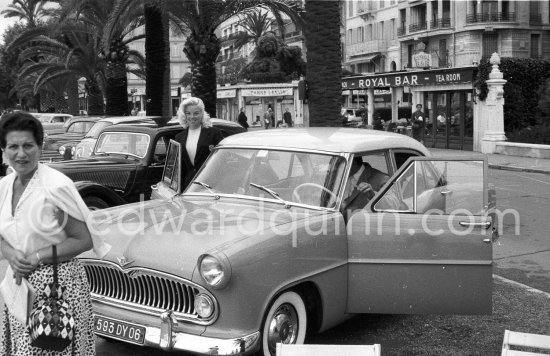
xmin=342 ymin=67 xmax=474 ymax=89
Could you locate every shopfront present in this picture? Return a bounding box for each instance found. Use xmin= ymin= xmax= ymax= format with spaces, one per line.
xmin=342 ymin=66 xmax=476 ymax=151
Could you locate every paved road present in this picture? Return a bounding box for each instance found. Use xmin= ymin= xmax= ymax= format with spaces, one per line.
xmin=490 ymin=169 xmax=550 ymax=292
xmin=0 ymin=168 xmax=548 ymax=355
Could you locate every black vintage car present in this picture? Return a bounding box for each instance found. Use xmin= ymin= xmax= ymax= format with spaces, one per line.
xmin=48 ymin=117 xmax=246 ymax=209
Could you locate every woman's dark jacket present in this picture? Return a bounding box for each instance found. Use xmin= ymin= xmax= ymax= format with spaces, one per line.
xmin=175 ymin=126 xmax=224 ymax=188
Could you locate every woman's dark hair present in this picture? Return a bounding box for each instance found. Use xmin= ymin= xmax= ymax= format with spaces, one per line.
xmin=0 ymin=112 xmax=44 ymax=149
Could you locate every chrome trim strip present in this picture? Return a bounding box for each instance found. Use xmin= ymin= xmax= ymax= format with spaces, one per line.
xmin=348 ymin=258 xmax=493 ymax=265
xmin=93 ymin=313 xmax=260 ymax=355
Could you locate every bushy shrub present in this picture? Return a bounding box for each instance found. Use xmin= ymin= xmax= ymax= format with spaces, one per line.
xmin=474 ymin=57 xmax=550 ymax=134
xmin=507 ymin=124 xmax=550 ymax=145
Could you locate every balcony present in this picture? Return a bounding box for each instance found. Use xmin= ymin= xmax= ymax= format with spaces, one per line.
xmin=530 ymin=13 xmax=542 ymax=25
xmin=397 ymin=26 xmax=406 ymax=36
xmin=430 ymin=17 xmax=451 ymax=29
xmin=409 ymin=21 xmax=427 ymax=33
xmin=346 ymin=40 xmax=388 ymax=58
xmin=465 ymin=12 xmax=516 ymax=23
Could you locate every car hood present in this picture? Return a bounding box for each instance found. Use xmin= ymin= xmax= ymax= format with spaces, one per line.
xmin=83 ymin=197 xmax=328 ymax=279
xmin=43 ymin=133 xmax=84 ymax=149
xmin=48 ymin=156 xmax=138 ymax=171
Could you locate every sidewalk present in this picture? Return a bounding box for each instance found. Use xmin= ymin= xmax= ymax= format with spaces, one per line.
xmin=429 ymin=148 xmax=550 ymax=175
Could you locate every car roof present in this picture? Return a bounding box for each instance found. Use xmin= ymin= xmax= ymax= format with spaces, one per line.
xmin=36 ymin=113 xmax=73 ymax=117
xmin=66 ymin=116 xmax=105 ymax=124
xmin=219 ymin=128 xmax=430 ymax=155
xmin=94 ymin=116 xmax=169 ymax=125
xmin=99 ymin=117 xmax=245 ymax=134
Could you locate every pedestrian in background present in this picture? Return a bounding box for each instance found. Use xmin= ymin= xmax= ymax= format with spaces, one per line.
xmin=0 ymin=111 xmax=109 ymax=355
xmin=176 ymin=97 xmax=224 ymax=187
xmin=283 ymin=108 xmax=293 ymax=127
xmin=264 ymin=108 xmax=274 ymax=129
xmin=237 ymin=108 xmax=249 ymax=131
xmin=410 ymin=104 xmax=425 ymax=143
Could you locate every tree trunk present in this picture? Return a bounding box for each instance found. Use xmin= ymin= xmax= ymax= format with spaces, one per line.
xmin=304 ymin=0 xmax=342 ymax=127
xmin=105 ymin=60 xmax=128 ymax=115
xmin=183 ymin=31 xmax=221 ymax=117
xmin=87 ymin=80 xmax=104 ymax=115
xmin=67 ymin=76 xmax=79 ymax=116
xmin=145 ymin=3 xmax=171 ymax=121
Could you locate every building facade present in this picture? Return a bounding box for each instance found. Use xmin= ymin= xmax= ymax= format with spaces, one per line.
xmin=343 ymin=0 xmax=550 ymax=151
xmin=127 ymin=26 xmax=190 ymax=115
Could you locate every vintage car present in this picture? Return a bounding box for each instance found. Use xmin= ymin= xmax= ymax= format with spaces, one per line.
xmin=49 ymin=117 xmax=245 ymax=209
xmin=41 ymin=116 xmax=105 ymax=162
xmin=35 ymin=113 xmax=74 ymax=134
xmin=80 ymin=128 xmax=497 ymax=355
xmin=73 ymin=116 xmax=155 ymax=159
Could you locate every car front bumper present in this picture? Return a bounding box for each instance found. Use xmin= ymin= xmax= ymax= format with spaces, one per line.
xmin=96 ymin=312 xmax=261 ymax=355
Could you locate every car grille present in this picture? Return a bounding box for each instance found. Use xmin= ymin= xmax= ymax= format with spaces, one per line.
xmin=82 ymin=260 xmax=216 ymax=324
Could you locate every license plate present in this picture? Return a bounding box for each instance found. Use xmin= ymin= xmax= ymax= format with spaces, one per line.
xmin=94 ymin=315 xmax=145 ymax=345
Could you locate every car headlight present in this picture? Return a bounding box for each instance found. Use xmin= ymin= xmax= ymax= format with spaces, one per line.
xmin=198 ymin=254 xmax=231 ymax=289
xmin=58 ymin=146 xmax=66 ymax=155
xmin=194 ymin=293 xmax=215 ymax=319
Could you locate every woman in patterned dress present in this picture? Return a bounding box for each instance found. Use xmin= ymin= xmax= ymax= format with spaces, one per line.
xmin=0 ymin=112 xmax=109 ymax=355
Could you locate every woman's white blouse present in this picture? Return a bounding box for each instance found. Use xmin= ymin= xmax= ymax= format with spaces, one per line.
xmin=0 ymin=164 xmax=110 ymax=259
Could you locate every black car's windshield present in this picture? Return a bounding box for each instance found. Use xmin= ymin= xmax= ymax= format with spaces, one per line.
xmin=186 ymin=148 xmax=347 ymax=208
xmin=94 ymin=132 xmax=150 ymax=158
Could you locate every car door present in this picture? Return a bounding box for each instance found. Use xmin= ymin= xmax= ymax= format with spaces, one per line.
xmin=346 ymin=157 xmax=493 ymax=315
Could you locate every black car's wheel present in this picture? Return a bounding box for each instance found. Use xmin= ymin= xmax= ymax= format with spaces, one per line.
xmin=262 ymin=291 xmax=307 ymax=356
xmin=84 ymin=196 xmax=110 ymax=210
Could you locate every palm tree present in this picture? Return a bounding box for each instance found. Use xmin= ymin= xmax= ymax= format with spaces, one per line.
xmin=165 ymin=0 xmax=302 ymax=117
xmin=304 ymin=0 xmax=342 ymax=126
xmin=231 ymin=9 xmax=275 ymax=51
xmin=9 ymin=24 xmax=108 ymax=114
xmin=61 ymin=0 xmax=146 ymax=115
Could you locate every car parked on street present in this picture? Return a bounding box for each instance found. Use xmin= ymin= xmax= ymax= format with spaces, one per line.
xmin=34 ymin=113 xmax=74 ymax=134
xmin=41 ymin=116 xmax=105 ymax=162
xmin=49 ymin=117 xmax=245 ymax=209
xmin=80 ymin=128 xmax=497 ymax=355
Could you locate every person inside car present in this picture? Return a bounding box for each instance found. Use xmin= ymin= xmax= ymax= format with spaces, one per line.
xmin=342 ymin=157 xmax=390 ymax=219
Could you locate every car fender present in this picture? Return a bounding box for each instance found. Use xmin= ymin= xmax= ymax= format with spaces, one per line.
xmin=74 ymin=180 xmax=127 ymax=207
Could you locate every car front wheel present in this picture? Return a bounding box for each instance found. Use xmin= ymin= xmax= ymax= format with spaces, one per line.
xmin=262 ymin=291 xmax=307 ymax=356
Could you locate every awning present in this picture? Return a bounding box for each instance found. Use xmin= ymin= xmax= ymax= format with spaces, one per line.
xmin=348 ymin=53 xmax=380 ymax=64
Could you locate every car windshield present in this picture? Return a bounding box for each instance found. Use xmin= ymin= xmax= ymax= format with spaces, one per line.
xmin=85 ymin=122 xmax=112 ymax=138
xmin=66 ymin=121 xmax=95 ymax=134
xmin=186 ymin=148 xmax=347 ymax=208
xmin=37 ymin=115 xmax=53 ymax=123
xmin=94 ymin=132 xmax=150 ymax=158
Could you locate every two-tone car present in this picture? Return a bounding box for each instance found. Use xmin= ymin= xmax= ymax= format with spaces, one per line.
xmin=80 ymin=128 xmax=498 ymax=356
xmin=49 ymin=117 xmax=246 ymax=209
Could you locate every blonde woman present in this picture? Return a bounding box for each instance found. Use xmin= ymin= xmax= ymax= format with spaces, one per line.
xmin=175 ymin=97 xmax=224 ymax=187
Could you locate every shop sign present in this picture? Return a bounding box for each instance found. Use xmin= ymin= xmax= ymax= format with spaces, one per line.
xmin=217 ymin=89 xmax=236 ymax=98
xmin=413 ymin=51 xmax=432 ymax=68
xmin=374 ymin=89 xmax=391 ymax=95
xmin=242 ymin=88 xmax=293 ymax=97
xmin=342 ymin=67 xmax=474 ymax=89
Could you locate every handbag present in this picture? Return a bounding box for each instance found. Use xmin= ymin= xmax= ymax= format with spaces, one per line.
xmin=28 ymin=245 xmax=75 ymax=351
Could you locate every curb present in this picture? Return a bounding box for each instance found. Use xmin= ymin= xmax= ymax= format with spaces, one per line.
xmin=493 ymin=274 xmax=550 ymax=298
xmin=488 ymin=164 xmax=550 ymax=175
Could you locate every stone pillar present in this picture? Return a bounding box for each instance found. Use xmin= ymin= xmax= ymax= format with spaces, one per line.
xmin=542 ymin=1 xmax=550 ymax=24
xmin=405 ymin=7 xmax=411 ymax=34
xmin=391 ymin=87 xmax=399 ymax=123
xmin=480 ymin=53 xmax=507 ymax=154
xmin=438 ymin=0 xmax=443 ymax=19
xmin=497 ymin=0 xmax=502 ymax=13
xmin=427 ymin=1 xmax=433 ymax=29
xmin=367 ymin=88 xmax=375 ymax=126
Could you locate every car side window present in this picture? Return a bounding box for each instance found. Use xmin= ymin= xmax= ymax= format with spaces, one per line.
xmin=52 ymin=116 xmax=64 ymax=123
xmin=374 ymin=159 xmax=485 ymax=215
xmin=153 ymin=136 xmax=169 ymax=164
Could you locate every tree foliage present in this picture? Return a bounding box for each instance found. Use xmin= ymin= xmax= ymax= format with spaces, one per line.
xmin=474 ymin=57 xmax=550 ymax=132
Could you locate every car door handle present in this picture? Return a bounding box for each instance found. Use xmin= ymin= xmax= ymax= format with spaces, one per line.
xmin=440 ymin=190 xmax=452 ymax=195
xmin=151 ymin=184 xmax=158 ymax=190
xmin=459 ymin=221 xmax=491 ymax=228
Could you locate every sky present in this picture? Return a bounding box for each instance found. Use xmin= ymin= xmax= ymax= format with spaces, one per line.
xmin=0 ymin=0 xmax=20 ymax=44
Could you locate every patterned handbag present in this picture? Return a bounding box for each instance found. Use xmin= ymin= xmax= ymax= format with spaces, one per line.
xmin=28 ymin=245 xmax=75 ymax=351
